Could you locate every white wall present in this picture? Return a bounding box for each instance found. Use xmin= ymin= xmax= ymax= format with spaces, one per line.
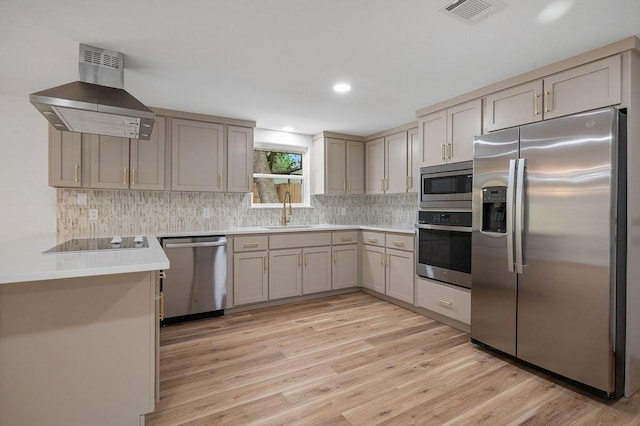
xmin=0 ymin=93 xmax=56 ymax=241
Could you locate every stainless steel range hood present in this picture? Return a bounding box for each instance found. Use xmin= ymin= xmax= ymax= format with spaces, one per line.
xmin=29 ymin=44 xmax=155 ymax=140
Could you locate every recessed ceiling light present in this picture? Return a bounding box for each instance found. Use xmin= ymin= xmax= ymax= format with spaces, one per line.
xmin=282 ymin=126 xmax=294 ymax=132
xmin=333 ymin=83 xmax=352 ymax=93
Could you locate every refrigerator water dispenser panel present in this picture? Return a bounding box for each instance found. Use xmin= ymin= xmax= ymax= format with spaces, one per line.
xmin=482 ymin=187 xmax=507 ymax=233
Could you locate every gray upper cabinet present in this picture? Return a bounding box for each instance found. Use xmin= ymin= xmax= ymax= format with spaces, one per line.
xmin=543 ymin=55 xmax=621 ymax=120
xmin=311 ymin=135 xmax=364 ymax=195
xmin=227 ymin=126 xmax=253 ymax=193
xmin=484 ymin=80 xmax=544 ymax=132
xmin=130 ymin=116 xmax=166 ymax=191
xmin=484 ymin=55 xmax=622 ymax=132
xmin=90 ymin=135 xmax=130 ymax=190
xmin=49 ymin=126 xmax=82 ymax=188
xmin=171 ymin=119 xmax=225 ymax=192
xmin=419 ymin=110 xmax=447 ymax=168
xmin=365 ymin=137 xmax=385 ymax=194
xmin=384 ymin=131 xmax=408 ymax=194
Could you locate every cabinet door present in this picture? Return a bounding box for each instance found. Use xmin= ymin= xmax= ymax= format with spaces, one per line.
xmin=448 ymin=99 xmax=481 ymax=163
xmin=326 ymin=138 xmax=347 ymax=194
xmin=362 ymin=244 xmax=385 ymax=293
xmin=332 ymin=244 xmax=358 ymax=289
xmin=484 ymin=80 xmax=543 ymax=132
xmin=419 ymin=110 xmax=447 ymax=167
xmin=90 ymin=135 xmax=130 ymax=189
xmin=233 ymin=251 xmax=269 ymax=306
xmin=269 ymin=249 xmax=302 ymax=299
xmin=543 ymin=55 xmax=621 ymax=120
xmin=227 ymin=126 xmax=253 ymax=193
xmin=49 ymin=127 xmax=82 ymax=187
xmin=407 ymin=127 xmax=420 ymax=193
xmin=365 ymin=137 xmax=385 ymax=194
xmin=302 ymin=246 xmax=332 ymax=294
xmin=130 ymin=116 xmax=165 ymax=191
xmin=384 ymin=132 xmax=408 ymax=194
xmin=171 ymin=119 xmax=225 ymax=192
xmin=386 ymin=247 xmax=414 ymax=304
xmin=346 ymin=140 xmax=365 ymax=194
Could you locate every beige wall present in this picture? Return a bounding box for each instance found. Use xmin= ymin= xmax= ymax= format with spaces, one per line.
xmin=0 ymin=93 xmax=56 ymax=241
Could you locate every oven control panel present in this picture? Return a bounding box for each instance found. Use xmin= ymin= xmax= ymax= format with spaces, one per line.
xmin=417 ymin=211 xmax=472 ymax=227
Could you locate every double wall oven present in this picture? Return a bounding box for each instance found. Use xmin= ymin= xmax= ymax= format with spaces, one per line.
xmin=416 ymin=161 xmax=472 ymax=289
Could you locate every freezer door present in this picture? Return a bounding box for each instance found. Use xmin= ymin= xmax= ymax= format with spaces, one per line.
xmin=517 ymin=108 xmax=617 ymax=393
xmin=471 ymin=127 xmax=519 ymax=356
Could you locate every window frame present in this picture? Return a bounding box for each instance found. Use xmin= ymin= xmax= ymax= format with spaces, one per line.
xmin=251 ymin=144 xmax=311 ymax=209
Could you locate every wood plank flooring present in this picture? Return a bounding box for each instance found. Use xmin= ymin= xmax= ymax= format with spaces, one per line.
xmin=146 ymin=293 xmax=640 ymax=425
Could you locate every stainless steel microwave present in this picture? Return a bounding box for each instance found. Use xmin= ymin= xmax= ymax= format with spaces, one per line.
xmin=420 ymin=161 xmax=473 ymax=209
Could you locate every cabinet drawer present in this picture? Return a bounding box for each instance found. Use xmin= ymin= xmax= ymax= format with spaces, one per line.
xmin=234 ymin=235 xmax=269 ymax=252
xmin=269 ymin=232 xmax=331 ymax=249
xmin=416 ymin=277 xmax=470 ymax=324
xmin=332 ymin=231 xmax=358 ymax=245
xmin=362 ymin=231 xmax=385 ymax=247
xmin=385 ymin=234 xmax=414 ymax=251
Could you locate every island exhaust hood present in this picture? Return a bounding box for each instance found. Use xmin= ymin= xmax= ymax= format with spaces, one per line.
xmin=29 ymin=44 xmax=155 ymax=140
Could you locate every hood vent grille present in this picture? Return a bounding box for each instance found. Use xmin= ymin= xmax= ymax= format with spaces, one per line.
xmin=439 ymin=0 xmax=505 ymax=24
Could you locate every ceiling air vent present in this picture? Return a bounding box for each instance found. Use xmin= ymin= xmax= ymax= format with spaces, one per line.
xmin=439 ymin=0 xmax=505 ymax=24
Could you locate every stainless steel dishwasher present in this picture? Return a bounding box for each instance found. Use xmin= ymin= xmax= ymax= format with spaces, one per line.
xmin=160 ymin=235 xmax=227 ymax=325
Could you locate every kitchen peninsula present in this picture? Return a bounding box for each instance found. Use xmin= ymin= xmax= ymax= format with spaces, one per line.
xmin=0 ymin=234 xmax=169 ymax=426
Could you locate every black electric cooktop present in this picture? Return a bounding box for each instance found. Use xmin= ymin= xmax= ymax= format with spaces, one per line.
xmin=43 ymin=237 xmax=149 ymax=253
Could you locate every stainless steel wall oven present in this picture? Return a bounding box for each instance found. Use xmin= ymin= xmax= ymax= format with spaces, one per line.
xmin=416 ymin=161 xmax=473 ymax=289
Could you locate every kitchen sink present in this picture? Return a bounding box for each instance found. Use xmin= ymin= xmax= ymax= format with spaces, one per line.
xmin=262 ymin=225 xmax=317 ymax=229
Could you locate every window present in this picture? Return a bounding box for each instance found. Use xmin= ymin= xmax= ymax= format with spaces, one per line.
xmin=252 ymin=147 xmax=309 ymax=207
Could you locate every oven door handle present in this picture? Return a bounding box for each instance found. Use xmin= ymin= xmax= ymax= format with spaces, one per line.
xmin=415 ymin=223 xmax=472 ymax=232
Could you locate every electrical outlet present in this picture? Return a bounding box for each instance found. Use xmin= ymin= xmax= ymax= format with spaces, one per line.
xmin=77 ymin=192 xmax=87 ymax=205
xmin=203 ymin=208 xmax=210 ymax=218
xmin=89 ymin=209 xmax=98 ymax=220
xmin=341 ymin=207 xmax=347 ymax=216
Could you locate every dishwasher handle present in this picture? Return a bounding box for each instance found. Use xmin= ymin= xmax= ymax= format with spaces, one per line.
xmin=164 ymin=241 xmax=226 ymax=249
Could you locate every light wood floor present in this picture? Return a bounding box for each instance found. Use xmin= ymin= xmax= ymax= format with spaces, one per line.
xmin=146 ymin=293 xmax=640 ymax=425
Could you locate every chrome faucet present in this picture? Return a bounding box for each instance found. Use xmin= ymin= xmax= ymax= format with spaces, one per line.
xmin=281 ymin=191 xmax=293 ymax=226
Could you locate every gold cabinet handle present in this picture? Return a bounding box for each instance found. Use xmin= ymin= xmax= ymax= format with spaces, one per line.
xmin=298 ymin=253 xmax=302 ymax=268
xmin=347 ymin=180 xmax=351 ymax=193
xmin=243 ymin=242 xmax=259 ymax=248
xmin=441 ymin=144 xmax=445 ymax=160
xmin=367 ymin=238 xmax=379 ymax=244
xmin=380 ymin=252 xmax=385 ymax=266
xmin=247 ymin=175 xmax=251 ymax=190
xmin=304 ymin=253 xmax=308 ymax=268
xmin=218 ymin=174 xmax=222 ymax=189
xmin=447 ymin=144 xmax=452 ymax=159
xmin=392 ymin=241 xmax=404 ymax=247
xmin=123 ymin=168 xmax=128 ymax=185
xmin=343 ymin=180 xmax=347 ymax=193
xmin=380 ymin=179 xmax=384 ymax=191
xmin=406 ymin=176 xmax=411 ymax=190
xmin=544 ymin=90 xmax=550 ymax=113
xmin=534 ymin=93 xmax=539 ymax=116
xmin=333 ymin=251 xmax=337 ymax=264
xmin=436 ymin=298 xmax=453 ymax=308
xmin=74 ymin=164 xmax=79 ymax=183
xmin=158 ymin=291 xmax=165 ymax=320
xmin=131 ymin=168 xmax=136 ymax=186
xmin=264 ymin=256 xmax=268 ymax=271
xmin=340 ymin=237 xmax=352 ymax=242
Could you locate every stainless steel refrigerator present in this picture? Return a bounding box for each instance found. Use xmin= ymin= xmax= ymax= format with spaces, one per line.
xmin=471 ymin=107 xmax=626 ymax=398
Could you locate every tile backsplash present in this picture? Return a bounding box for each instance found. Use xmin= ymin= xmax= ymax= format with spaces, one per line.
xmin=57 ymin=189 xmax=418 ymax=238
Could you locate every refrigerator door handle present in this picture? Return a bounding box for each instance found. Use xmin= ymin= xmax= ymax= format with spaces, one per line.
xmin=506 ymin=159 xmax=516 ymax=272
xmin=515 ymin=158 xmax=526 ymax=274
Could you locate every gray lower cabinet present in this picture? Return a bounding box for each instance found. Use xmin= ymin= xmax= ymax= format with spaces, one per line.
xmin=269 ymin=248 xmax=303 ymax=299
xmin=49 ymin=126 xmax=82 ymax=187
xmin=233 ymin=250 xmax=269 ymax=306
xmin=332 ymin=244 xmax=358 ymax=289
xmin=302 ymin=246 xmax=332 ymax=294
xmin=362 ymin=244 xmax=386 ymax=293
xmin=171 ymin=118 xmax=225 ymax=192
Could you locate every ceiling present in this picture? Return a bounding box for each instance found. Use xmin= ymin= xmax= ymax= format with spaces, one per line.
xmin=1 ymin=0 xmax=639 ymax=136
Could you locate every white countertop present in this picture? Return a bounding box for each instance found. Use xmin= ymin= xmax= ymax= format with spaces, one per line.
xmin=0 ymin=225 xmax=413 ymax=285
xmin=0 ymin=233 xmax=170 ymax=285
xmin=157 ymin=224 xmax=416 ymax=238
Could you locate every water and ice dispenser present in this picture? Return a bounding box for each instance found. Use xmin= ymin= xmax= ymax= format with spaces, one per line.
xmin=482 ymin=187 xmax=507 ymax=233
